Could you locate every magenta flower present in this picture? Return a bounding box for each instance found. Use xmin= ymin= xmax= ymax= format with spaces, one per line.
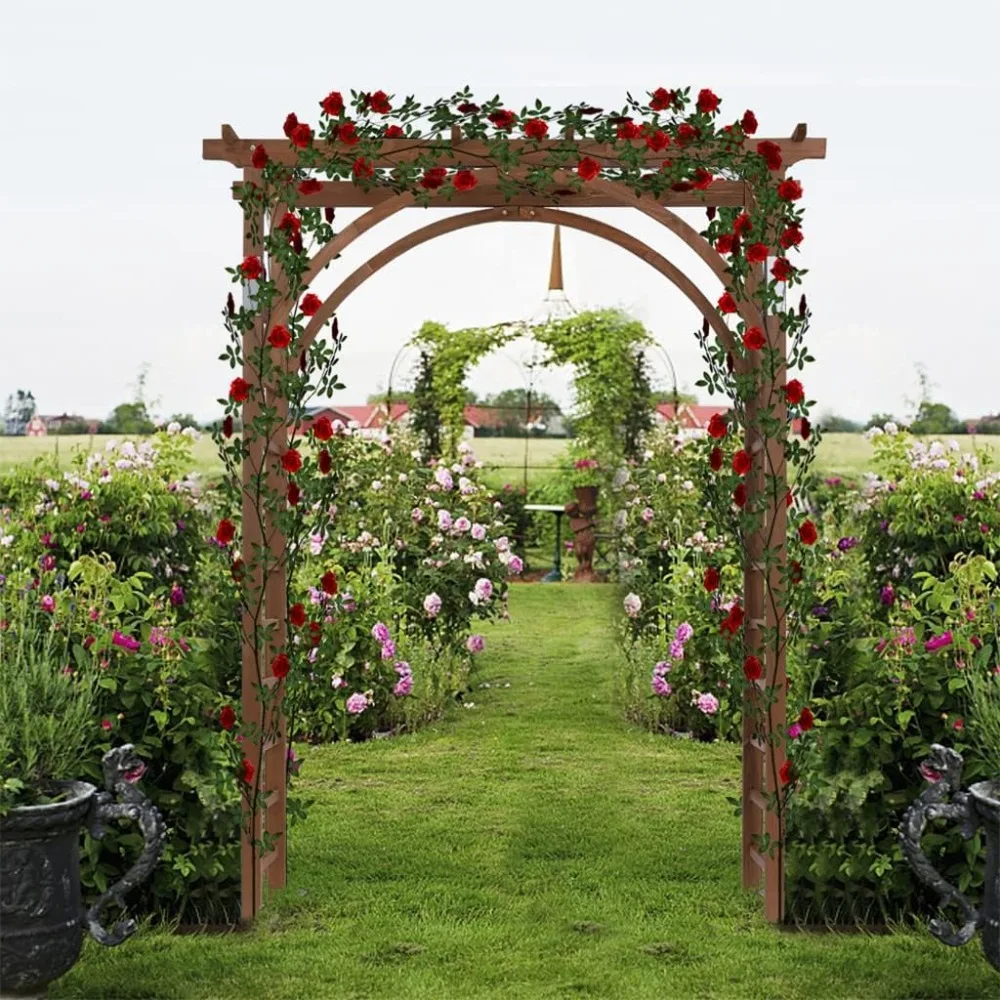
xmin=380 ymin=640 xmax=397 ymax=660
xmin=40 ymin=594 xmax=55 ymax=613
xmin=651 ymin=675 xmax=672 ymax=697
xmin=371 ymin=622 xmax=391 ymax=643
xmin=924 ymin=631 xmax=953 ymax=652
xmin=466 ymin=634 xmax=485 ymax=654
xmin=40 ymin=554 xmax=56 ymax=572
xmin=169 ymin=584 xmax=185 ymax=607
xmin=880 ymin=584 xmax=895 ymax=606
xmin=696 ymin=693 xmax=720 ymax=715
xmin=507 ymin=555 xmax=524 ymax=575
xmin=669 ymin=639 xmax=685 ymax=661
xmin=423 ymin=592 xmax=442 ymax=617
xmin=787 ymin=722 xmax=804 ymax=740
xmin=674 ymin=622 xmax=694 ymax=644
xmin=345 ymin=693 xmax=369 ymax=715
xmin=112 ymin=631 xmax=141 ymax=653
xmin=394 ymin=674 xmax=413 ymax=697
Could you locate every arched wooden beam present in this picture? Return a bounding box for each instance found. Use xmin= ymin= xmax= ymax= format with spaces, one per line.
xmin=300 ymin=207 xmax=738 ymax=360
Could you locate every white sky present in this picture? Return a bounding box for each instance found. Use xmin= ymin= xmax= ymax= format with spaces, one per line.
xmin=2 ymin=0 xmax=998 ymax=425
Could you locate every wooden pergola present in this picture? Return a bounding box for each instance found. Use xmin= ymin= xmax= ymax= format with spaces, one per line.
xmin=204 ymin=122 xmax=826 ymax=923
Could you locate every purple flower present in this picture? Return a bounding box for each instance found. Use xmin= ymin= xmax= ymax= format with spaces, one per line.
xmin=837 ymin=536 xmax=858 ymax=552
xmin=394 ymin=674 xmax=413 ymax=697
xmin=924 ymin=631 xmax=953 ymax=653
xmin=880 ymin=584 xmax=895 ymax=607
xmin=674 ymin=622 xmax=694 ymax=644
xmin=40 ymin=594 xmax=55 ymax=613
xmin=345 ymin=693 xmax=369 ymax=715
xmin=466 ymin=634 xmax=485 ymax=654
xmin=176 ymin=520 xmax=186 ymax=532
xmin=371 ymin=622 xmax=391 ymax=643
xmin=380 ymin=640 xmax=397 ymax=660
xmin=80 ymin=490 xmax=93 ymax=500
xmin=811 ymin=605 xmax=830 ymax=620
xmin=169 ymin=584 xmax=186 ymax=607
xmin=652 ymin=660 xmax=671 ymax=677
xmin=507 ymin=555 xmax=524 ymax=576
xmin=972 ymin=490 xmax=986 ymax=501
xmin=651 ymin=675 xmax=672 ymax=697
xmin=879 ymin=520 xmax=890 ymax=533
xmin=112 ymin=630 xmax=141 ymax=653
xmin=40 ymin=554 xmax=56 ymax=572
xmin=669 ymin=638 xmax=685 ymax=660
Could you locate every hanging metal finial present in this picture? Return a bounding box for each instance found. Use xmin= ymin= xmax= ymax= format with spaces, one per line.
xmin=548 ymin=224 xmax=564 ymax=292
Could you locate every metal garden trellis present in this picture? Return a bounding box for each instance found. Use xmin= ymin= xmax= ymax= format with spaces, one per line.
xmin=203 ymin=116 xmax=826 ymax=924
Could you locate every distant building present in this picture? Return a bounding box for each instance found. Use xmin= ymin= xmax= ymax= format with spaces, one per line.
xmin=655 ymin=402 xmax=805 ymax=439
xmin=38 ymin=413 xmax=87 ymax=433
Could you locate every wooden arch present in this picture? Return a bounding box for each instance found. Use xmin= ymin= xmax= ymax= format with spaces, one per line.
xmin=204 ymin=122 xmax=826 ymax=927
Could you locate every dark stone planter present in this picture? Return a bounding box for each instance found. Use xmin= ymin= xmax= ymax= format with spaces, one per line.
xmin=900 ymin=745 xmax=999 ymax=972
xmin=0 ymin=746 xmax=165 ymax=997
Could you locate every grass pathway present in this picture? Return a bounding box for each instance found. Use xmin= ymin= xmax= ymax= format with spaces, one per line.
xmin=57 ymin=586 xmax=996 ymax=999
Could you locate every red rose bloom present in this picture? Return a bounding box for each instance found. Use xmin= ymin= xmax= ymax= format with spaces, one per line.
xmin=676 ymin=123 xmax=699 ymax=145
xmin=649 ymin=87 xmax=674 ymax=111
xmin=318 ymin=449 xmax=332 ymax=474
xmin=577 ymin=157 xmax=601 ymax=182
xmin=645 ymin=129 xmax=670 ymax=152
xmin=777 ymin=178 xmax=803 ymax=201
xmin=312 ymin=416 xmax=333 ymax=441
xmin=742 ymin=326 xmax=766 ymax=350
xmin=300 ymin=293 xmax=322 ymax=316
xmin=457 ymin=101 xmax=479 ymax=113
xmin=790 ymin=560 xmax=803 ymax=584
xmin=321 ymin=571 xmax=338 ymax=595
xmin=271 ymin=653 xmax=290 ymax=679
xmin=352 ymin=157 xmax=374 ymax=179
xmin=703 ymin=566 xmax=720 ymax=592
xmin=696 ymin=88 xmax=721 ymax=114
xmin=691 ymin=168 xmax=713 ymax=190
xmin=282 ymin=113 xmax=299 ymax=138
xmin=281 ymin=449 xmax=302 ymax=474
xmin=709 ymin=446 xmax=724 ymax=471
xmin=708 ymin=413 xmax=728 ymax=439
xmin=779 ymin=760 xmax=795 ymax=785
xmin=289 ymin=603 xmax=307 ymax=628
xmin=251 ymin=144 xmax=268 ymax=169
xmin=290 ymin=123 xmax=313 ymax=149
xmin=286 ymin=482 xmax=301 ymax=506
xmin=229 ymin=377 xmax=250 ymax=402
xmin=798 ymin=520 xmax=818 ymax=545
xmin=785 ymin=489 xmax=794 ymax=508
xmin=733 ymin=482 xmax=747 ymax=508
xmin=308 ymin=621 xmax=322 ymax=647
xmin=219 ymin=705 xmax=236 ymax=731
xmin=616 ymin=119 xmax=641 ymax=140
xmin=798 ymin=706 xmax=815 ymax=732
xmin=756 ymin=140 xmax=783 ymax=171
xmin=715 ymin=234 xmax=735 ymax=255
xmin=239 ymin=255 xmax=263 ymax=280
xmin=800 ymin=417 xmax=812 ymax=440
xmin=523 ymin=118 xmax=548 ymax=140
xmin=717 ymin=292 xmax=737 ymax=315
xmin=743 ymin=655 xmax=762 ymax=681
xmin=745 ymin=242 xmax=769 ymax=264
xmin=223 ymin=415 xmax=234 ymax=438
xmin=732 ymin=449 xmax=752 ymax=476
xmin=488 ymin=109 xmax=516 ymax=130
xmin=268 ymin=325 xmax=291 ymax=349
xmin=278 ymin=212 xmax=300 ymax=237
xmin=453 ymin=169 xmax=477 ymax=192
xmin=320 ymin=91 xmax=344 ymax=116
xmin=384 ymin=125 xmax=404 ymax=138
xmin=784 ymin=379 xmax=805 ymax=405
xmin=336 ymin=121 xmax=359 ymax=145
xmin=720 ymin=604 xmax=745 ymax=637
xmin=741 ymin=110 xmax=758 ymax=135
xmin=733 ymin=212 xmax=752 ymax=236
xmin=369 ymin=90 xmax=391 ymax=114
xmin=298 ymin=178 xmax=322 ymax=196
xmin=771 ymin=257 xmax=794 ymax=282
xmin=420 ymin=167 xmax=447 ymax=190
xmin=216 ymin=519 xmax=236 ymax=545
xmin=241 ymin=759 xmax=255 ymax=784
xmin=780 ymin=226 xmax=803 ymax=249
xmin=231 ymin=558 xmax=245 ymax=582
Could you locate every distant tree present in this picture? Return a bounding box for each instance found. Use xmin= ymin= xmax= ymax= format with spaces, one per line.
xmin=3 ymin=389 xmax=37 ymax=435
xmin=368 ymin=391 xmax=414 ymax=405
xmin=911 ymin=401 xmax=962 ymax=436
xmin=168 ymin=413 xmax=200 ymax=429
xmin=818 ymin=412 xmax=861 ymax=433
xmin=652 ymin=388 xmax=698 ymax=406
xmin=106 ymin=402 xmax=155 ymax=435
xmin=865 ymin=412 xmax=897 ymax=431
xmin=409 ymin=351 xmax=441 ymax=458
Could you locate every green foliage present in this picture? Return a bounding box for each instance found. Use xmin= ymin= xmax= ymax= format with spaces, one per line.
xmin=409 ymin=350 xmax=441 ymax=458
xmin=106 ymin=401 xmax=156 ymax=435
xmin=968 ymin=668 xmax=1000 ymax=777
xmin=818 ymin=412 xmax=862 ymax=433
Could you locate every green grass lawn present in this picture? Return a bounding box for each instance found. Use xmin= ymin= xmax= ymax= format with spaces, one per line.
xmin=53 ymin=586 xmax=996 ymax=999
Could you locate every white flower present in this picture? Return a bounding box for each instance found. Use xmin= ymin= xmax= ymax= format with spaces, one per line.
xmin=0 ymin=534 xmax=13 ymax=548
xmin=167 ymin=421 xmax=182 ymax=435
xmin=495 ymin=536 xmax=510 ymax=553
xmin=410 ymin=448 xmax=423 ymax=460
xmin=656 ymin=473 xmax=667 ymax=484
xmin=681 ymin=480 xmax=694 ymax=491
xmin=623 ymin=593 xmax=642 ymax=618
xmin=120 ymin=441 xmax=137 ymax=458
xmin=182 ymin=426 xmax=200 ymax=440
xmin=371 ymin=480 xmax=383 ymax=492
xmin=45 ymin=479 xmax=60 ymax=492
xmin=884 ymin=421 xmax=899 ymax=435
xmin=471 ymin=523 xmax=487 ymax=541
xmin=398 ymin=473 xmax=408 ymax=483
xmin=613 ymin=467 xmax=630 ymax=488
xmin=454 ymin=516 xmax=471 ymax=533
xmin=865 ymin=427 xmax=883 ymax=441
xmin=928 ymin=441 xmax=945 ymax=458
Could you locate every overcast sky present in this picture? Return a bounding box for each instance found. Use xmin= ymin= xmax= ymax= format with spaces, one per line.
xmin=2 ymin=0 xmax=998 ymax=425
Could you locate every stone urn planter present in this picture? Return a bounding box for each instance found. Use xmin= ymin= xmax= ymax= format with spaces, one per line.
xmin=0 ymin=745 xmax=165 ymax=996
xmin=565 ymin=485 xmax=599 ymax=581
xmin=900 ymin=744 xmax=999 ymax=972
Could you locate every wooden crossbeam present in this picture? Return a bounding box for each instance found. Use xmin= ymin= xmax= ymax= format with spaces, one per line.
xmin=204 ymin=127 xmax=827 ymax=170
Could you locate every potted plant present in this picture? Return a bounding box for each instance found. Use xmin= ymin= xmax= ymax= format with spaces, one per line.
xmin=900 ymin=669 xmax=1000 ymax=972
xmin=0 ymin=609 xmax=165 ymax=995
xmin=562 ymin=455 xmax=600 ymax=580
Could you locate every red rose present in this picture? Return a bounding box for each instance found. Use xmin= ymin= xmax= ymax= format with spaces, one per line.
xmin=321 ymin=571 xmax=338 ymax=595
xmin=337 ymin=121 xmax=359 ymax=145
xmin=369 ymin=90 xmax=391 ymax=114
xmin=283 ymin=113 xmax=299 ymax=138
xmin=278 ymin=212 xmax=300 ymax=237
xmin=732 ymin=449 xmax=752 ymax=476
xmin=290 ymin=123 xmax=313 ymax=149
xmin=780 ymin=226 xmax=803 ymax=250
xmin=300 ymin=293 xmax=322 ymax=317
xmin=321 ymin=92 xmax=344 ymax=116
xmin=298 ymin=178 xmax=322 ymax=196
xmin=649 ymin=87 xmax=674 ymax=111
xmin=577 ymin=157 xmax=601 ymax=182
xmin=671 ymin=181 xmax=692 ymax=193
xmin=800 ymin=417 xmax=812 ymax=440
xmin=691 ymin=168 xmax=713 ymax=190
xmin=790 ymin=560 xmax=802 ymax=584
xmin=229 ymin=377 xmax=250 ymax=402
xmin=268 ymin=325 xmax=292 ymax=349
xmin=453 ymin=170 xmax=477 ymax=192
xmin=703 ymin=566 xmax=720 ymax=592
xmin=523 ymin=118 xmax=548 ymax=140
xmin=715 ymin=234 xmax=735 ymax=255
xmin=733 ymin=212 xmax=752 ymax=236
xmin=271 ymin=653 xmax=290 ymax=679
xmin=216 ymin=519 xmax=236 ymax=545
xmin=241 ymin=759 xmax=255 ymax=784
xmin=488 ymin=109 xmax=516 ymax=130
xmin=457 ymin=101 xmax=480 ymax=113
xmin=289 ymin=603 xmax=307 ymax=628
xmin=219 ymin=705 xmax=236 ymax=731
xmin=784 ymin=379 xmax=805 ymax=405
xmin=745 ymin=242 xmax=769 ymax=264
xmin=779 ymin=760 xmax=795 ymax=785
xmin=318 ymin=449 xmax=332 ymax=474
xmin=708 ymin=413 xmax=728 ymax=439
xmin=616 ymin=119 xmax=641 ymax=140
xmin=286 ymin=482 xmax=301 ymax=506
xmin=771 ymin=257 xmax=794 ymax=282
xmin=420 ymin=167 xmax=447 ymax=190
xmin=353 ymin=157 xmax=374 ymax=180
xmin=720 ymin=604 xmax=745 ymax=637
xmin=777 ymin=178 xmax=803 ymax=201
xmin=709 ymin=446 xmax=724 ymax=471
xmin=645 ymin=129 xmax=670 ymax=152
xmin=281 ymin=449 xmax=302 ymax=474
xmin=312 ymin=416 xmax=333 ymax=441
xmin=798 ymin=706 xmax=815 ymax=732
xmin=308 ymin=621 xmax=322 ymax=647
xmin=798 ymin=520 xmax=818 ymax=545
xmin=785 ymin=489 xmax=794 ymax=508
xmin=239 ymin=255 xmax=263 ymax=280
xmin=696 ymin=88 xmax=721 ymax=114
xmin=231 ymin=558 xmax=245 ymax=582
xmin=756 ymin=140 xmax=783 ymax=171
xmin=384 ymin=125 xmax=404 ymax=138
xmin=717 ymin=292 xmax=737 ymax=315
xmin=742 ymin=326 xmax=766 ymax=350
xmin=743 ymin=654 xmax=762 ymax=681
xmin=223 ymin=415 xmax=234 ymax=438
xmin=676 ymin=123 xmax=699 ymax=145
xmin=251 ymin=144 xmax=268 ymax=169
xmin=733 ymin=482 xmax=747 ymax=507
xmin=741 ymin=110 xmax=758 ymax=135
